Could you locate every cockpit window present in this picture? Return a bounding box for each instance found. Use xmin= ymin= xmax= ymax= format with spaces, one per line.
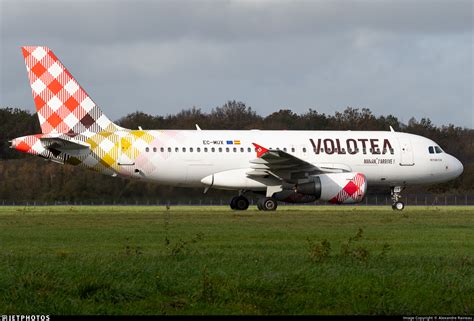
xmin=434 ymin=146 xmax=442 ymax=154
xmin=428 ymin=146 xmax=434 ymax=154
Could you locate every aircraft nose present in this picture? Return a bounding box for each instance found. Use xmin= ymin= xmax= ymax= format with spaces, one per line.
xmin=449 ymin=156 xmax=463 ymax=178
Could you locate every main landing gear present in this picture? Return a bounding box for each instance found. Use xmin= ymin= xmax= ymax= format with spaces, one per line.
xmin=391 ymin=186 xmax=405 ymax=211
xmin=229 ymin=194 xmax=278 ymax=211
xmin=257 ymin=197 xmax=278 ymax=211
xmin=230 ymin=195 xmax=249 ymax=211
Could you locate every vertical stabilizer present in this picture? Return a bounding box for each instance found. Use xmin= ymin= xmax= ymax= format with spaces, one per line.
xmin=21 ymin=46 xmax=120 ymax=134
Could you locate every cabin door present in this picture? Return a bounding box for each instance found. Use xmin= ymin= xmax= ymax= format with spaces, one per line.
xmin=118 ymin=135 xmax=136 ymax=166
xmin=398 ymin=138 xmax=414 ymax=166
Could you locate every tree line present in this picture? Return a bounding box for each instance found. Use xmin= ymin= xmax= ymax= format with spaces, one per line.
xmin=0 ymin=101 xmax=472 ymax=202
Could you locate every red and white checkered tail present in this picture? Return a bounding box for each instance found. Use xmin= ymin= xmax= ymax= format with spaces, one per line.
xmin=22 ymin=46 xmax=120 ymax=134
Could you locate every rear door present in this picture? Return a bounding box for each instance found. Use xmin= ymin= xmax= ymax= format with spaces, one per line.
xmin=118 ymin=134 xmax=135 ymax=166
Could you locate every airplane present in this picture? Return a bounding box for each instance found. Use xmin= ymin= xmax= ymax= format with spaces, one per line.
xmin=10 ymin=46 xmax=464 ymax=211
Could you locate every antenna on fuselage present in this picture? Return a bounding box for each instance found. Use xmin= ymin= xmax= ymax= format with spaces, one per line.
xmin=389 ymin=126 xmax=395 ymax=132
xmin=195 ymin=124 xmax=202 ymax=130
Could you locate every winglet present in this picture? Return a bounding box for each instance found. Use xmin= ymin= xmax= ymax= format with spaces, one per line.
xmin=252 ymin=143 xmax=269 ymax=158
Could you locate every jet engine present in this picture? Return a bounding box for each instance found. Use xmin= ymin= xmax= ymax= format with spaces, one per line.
xmin=273 ymin=172 xmax=367 ymax=204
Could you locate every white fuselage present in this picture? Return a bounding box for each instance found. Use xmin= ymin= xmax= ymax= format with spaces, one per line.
xmin=117 ymin=130 xmax=463 ymax=190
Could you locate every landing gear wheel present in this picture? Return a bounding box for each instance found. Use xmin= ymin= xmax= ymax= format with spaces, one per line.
xmin=390 ymin=186 xmax=405 ymax=211
xmin=235 ymin=196 xmax=249 ymax=210
xmin=230 ymin=196 xmax=249 ymax=211
xmin=230 ymin=196 xmax=238 ymax=210
xmin=258 ymin=197 xmax=278 ymax=211
xmin=392 ymin=201 xmax=405 ymax=211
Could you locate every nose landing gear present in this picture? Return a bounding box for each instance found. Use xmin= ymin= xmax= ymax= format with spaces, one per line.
xmin=391 ymin=186 xmax=405 ymax=211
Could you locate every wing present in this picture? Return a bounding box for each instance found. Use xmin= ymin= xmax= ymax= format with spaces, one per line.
xmin=247 ymin=143 xmax=347 ymax=182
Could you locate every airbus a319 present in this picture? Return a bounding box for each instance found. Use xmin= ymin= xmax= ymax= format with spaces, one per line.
xmin=11 ymin=47 xmax=464 ymax=211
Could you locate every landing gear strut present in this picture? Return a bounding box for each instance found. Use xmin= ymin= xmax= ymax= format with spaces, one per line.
xmin=391 ymin=186 xmax=405 ymax=211
xmin=230 ymin=195 xmax=249 ymax=211
xmin=257 ymin=197 xmax=278 ymax=211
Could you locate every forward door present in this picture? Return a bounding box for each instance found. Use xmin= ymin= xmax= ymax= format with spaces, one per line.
xmin=398 ymin=137 xmax=414 ymax=166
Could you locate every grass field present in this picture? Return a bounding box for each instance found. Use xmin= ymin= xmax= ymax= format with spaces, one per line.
xmin=0 ymin=205 xmax=472 ymax=315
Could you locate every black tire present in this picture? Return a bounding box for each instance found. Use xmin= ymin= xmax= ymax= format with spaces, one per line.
xmin=262 ymin=197 xmax=277 ymax=211
xmin=230 ymin=196 xmax=238 ymax=210
xmin=235 ymin=196 xmax=249 ymax=211
xmin=257 ymin=199 xmax=264 ymax=211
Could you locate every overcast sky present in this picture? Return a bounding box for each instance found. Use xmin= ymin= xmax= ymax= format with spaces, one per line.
xmin=1 ymin=0 xmax=473 ymax=128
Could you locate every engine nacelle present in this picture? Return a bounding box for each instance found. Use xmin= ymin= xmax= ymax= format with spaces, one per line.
xmin=272 ymin=190 xmax=318 ymax=203
xmin=279 ymin=172 xmax=367 ymax=204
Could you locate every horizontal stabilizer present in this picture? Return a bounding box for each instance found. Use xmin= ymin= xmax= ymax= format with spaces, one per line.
xmin=40 ymin=137 xmax=90 ymax=156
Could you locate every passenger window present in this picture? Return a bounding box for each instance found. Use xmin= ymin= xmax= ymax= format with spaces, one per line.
xmin=211 ymin=147 xmax=215 ymax=152
xmin=175 ymin=147 xmax=179 ymax=152
xmin=226 ymin=147 xmax=229 ymax=152
xmin=190 ymin=148 xmax=193 ymax=152
xmin=283 ymin=147 xmax=287 ymax=152
xmin=197 ymin=147 xmax=201 ymax=152
xmin=233 ymin=147 xmax=237 ymax=152
xmin=435 ymin=146 xmax=442 ymax=154
xmin=160 ymin=147 xmax=164 ymax=152
xmin=145 ymin=147 xmax=149 ymax=152
xmin=247 ymin=147 xmax=251 ymax=152
xmin=218 ymin=147 xmax=222 ymax=152
xmin=291 ymin=148 xmax=295 ymax=152
xmin=153 ymin=147 xmax=157 ymax=152
xmin=303 ymin=147 xmax=306 ymax=153
xmin=204 ymin=147 xmax=208 ymax=152
xmin=428 ymin=146 xmax=434 ymax=154
xmin=240 ymin=147 xmax=244 ymax=152
xmin=168 ymin=147 xmax=171 ymax=152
